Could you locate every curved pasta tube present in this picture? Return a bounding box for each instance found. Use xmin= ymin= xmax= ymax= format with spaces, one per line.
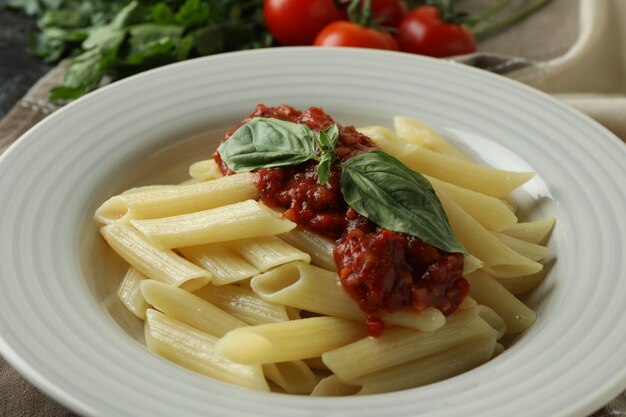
xmin=466 ymin=270 xmax=536 ymax=334
xmin=355 ymin=335 xmax=497 ymax=395
xmin=145 ymin=309 xmax=268 ymax=391
xmin=250 ymin=261 xmax=445 ymax=332
xmin=141 ymin=280 xmax=246 ymax=337
xmin=130 ymin=200 xmax=296 ymax=249
xmin=194 ymin=284 xmax=291 ymax=325
xmin=321 ymin=309 xmax=496 ymax=381
xmin=117 ymin=267 xmax=150 ymax=319
xmin=215 ymin=317 xmax=366 ymax=365
xmin=428 ymin=176 xmax=518 ymax=231
xmin=359 ymin=126 xmax=533 ymax=197
xmin=95 ymin=173 xmax=257 ymax=224
xmin=393 ymin=116 xmax=471 ymax=161
xmin=437 ymin=190 xmax=543 ymax=278
xmin=100 ymin=223 xmax=211 ymax=291
xmin=501 ymin=217 xmax=556 ymax=244
xmin=188 ymin=158 xmax=223 ymax=181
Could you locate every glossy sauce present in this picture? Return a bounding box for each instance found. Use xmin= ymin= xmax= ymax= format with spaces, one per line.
xmin=215 ymin=104 xmax=468 ymax=336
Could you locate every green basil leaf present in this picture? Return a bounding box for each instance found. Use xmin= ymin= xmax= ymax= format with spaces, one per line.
xmin=340 ymin=150 xmax=467 ymax=254
xmin=317 ymin=151 xmax=334 ymax=185
xmin=316 ymin=124 xmax=339 ymax=150
xmin=217 ymin=117 xmax=317 ymax=172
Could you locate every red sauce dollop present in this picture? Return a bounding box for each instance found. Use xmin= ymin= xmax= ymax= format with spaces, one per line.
xmin=215 ymin=104 xmax=469 ymax=337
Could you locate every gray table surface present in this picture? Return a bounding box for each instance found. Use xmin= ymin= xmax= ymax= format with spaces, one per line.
xmin=0 ymin=8 xmax=51 ymax=119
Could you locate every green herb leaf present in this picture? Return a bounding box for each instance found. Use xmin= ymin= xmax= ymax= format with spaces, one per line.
xmin=110 ymin=1 xmax=140 ymax=30
xmin=39 ymin=9 xmax=89 ymax=29
xmin=48 ymin=85 xmax=85 ymax=101
xmin=315 ymin=124 xmax=339 ymax=185
xmin=151 ymin=3 xmax=176 ymax=25
xmin=62 ymin=48 xmax=105 ymax=90
xmin=317 ymin=151 xmax=334 ymax=185
xmin=82 ymin=25 xmax=125 ymax=51
xmin=175 ymin=0 xmax=210 ymax=30
xmin=340 ymin=150 xmax=467 ymax=254
xmin=316 ymin=124 xmax=339 ymax=150
xmin=217 ymin=117 xmax=317 ymax=172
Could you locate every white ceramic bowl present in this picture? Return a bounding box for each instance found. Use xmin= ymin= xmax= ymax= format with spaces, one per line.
xmin=0 ymin=48 xmax=625 ymax=417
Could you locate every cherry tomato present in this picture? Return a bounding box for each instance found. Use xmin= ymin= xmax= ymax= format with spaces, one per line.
xmin=396 ymin=6 xmax=476 ymax=57
xmin=367 ymin=0 xmax=408 ymax=27
xmin=314 ymin=21 xmax=399 ymax=50
xmin=264 ymin=0 xmax=347 ymax=46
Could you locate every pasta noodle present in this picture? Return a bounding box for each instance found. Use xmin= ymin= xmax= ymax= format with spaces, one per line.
xmin=95 ymin=110 xmax=554 ymax=396
xmin=193 ymin=284 xmax=291 ymax=325
xmin=251 ymin=261 xmax=446 ymax=332
xmin=100 ymin=223 xmax=211 ymax=291
xmin=130 ymin=199 xmax=296 ymax=248
xmin=145 ymin=309 xmax=269 ymax=391
xmin=321 ymin=309 xmax=496 ymax=381
xmin=358 ymin=125 xmax=534 ymax=197
xmin=95 ymin=173 xmax=257 ymax=224
xmin=215 ymin=317 xmax=367 ymax=365
xmin=117 ymin=267 xmax=150 ymax=320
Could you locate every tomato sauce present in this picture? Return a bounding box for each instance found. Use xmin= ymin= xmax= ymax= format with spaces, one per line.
xmin=215 ymin=104 xmax=468 ymax=337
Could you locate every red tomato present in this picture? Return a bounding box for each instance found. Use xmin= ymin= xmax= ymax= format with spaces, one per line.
xmin=264 ymin=0 xmax=347 ymax=46
xmin=367 ymin=0 xmax=408 ymax=27
xmin=396 ymin=6 xmax=476 ymax=57
xmin=314 ymin=21 xmax=399 ymax=50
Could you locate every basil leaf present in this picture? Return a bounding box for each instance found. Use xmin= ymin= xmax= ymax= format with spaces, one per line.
xmin=340 ymin=150 xmax=467 ymax=254
xmin=317 ymin=151 xmax=334 ymax=185
xmin=217 ymin=117 xmax=317 ymax=172
xmin=316 ymin=124 xmax=339 ymax=150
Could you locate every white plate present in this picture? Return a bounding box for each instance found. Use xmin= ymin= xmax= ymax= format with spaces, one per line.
xmin=0 ymin=48 xmax=625 ymax=417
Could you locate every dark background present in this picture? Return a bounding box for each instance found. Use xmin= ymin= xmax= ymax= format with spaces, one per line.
xmin=0 ymin=8 xmax=51 ymax=118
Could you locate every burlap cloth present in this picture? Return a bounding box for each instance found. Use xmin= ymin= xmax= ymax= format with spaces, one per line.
xmin=0 ymin=0 xmax=624 ymax=415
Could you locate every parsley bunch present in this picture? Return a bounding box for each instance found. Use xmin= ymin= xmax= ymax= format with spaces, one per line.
xmin=6 ymin=0 xmax=270 ymax=100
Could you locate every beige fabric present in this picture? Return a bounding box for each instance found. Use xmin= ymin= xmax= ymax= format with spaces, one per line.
xmin=0 ymin=0 xmax=625 ymax=415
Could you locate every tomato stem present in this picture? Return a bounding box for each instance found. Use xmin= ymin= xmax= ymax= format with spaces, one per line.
xmin=360 ymin=0 xmax=373 ymax=26
xmin=472 ymin=0 xmax=555 ymax=40
xmin=464 ymin=0 xmax=514 ymax=28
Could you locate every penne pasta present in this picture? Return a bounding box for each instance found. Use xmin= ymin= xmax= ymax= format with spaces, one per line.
xmin=501 ymin=217 xmax=556 ymax=244
xmin=100 ymin=223 xmax=211 ymax=291
xmin=194 ymin=284 xmax=291 ymax=325
xmin=476 ymin=304 xmax=507 ymax=338
xmin=466 ymin=270 xmax=536 ymax=334
xmin=355 ymin=335 xmax=497 ymax=395
xmin=189 ymin=159 xmax=223 ymax=181
xmin=393 ymin=116 xmax=471 ymax=161
xmin=496 ymin=266 xmax=549 ymax=295
xmin=321 ymin=309 xmax=496 ymax=381
xmin=95 ymin=173 xmax=257 ymax=224
xmin=96 ymin=110 xmax=555 ymax=395
xmin=428 ymin=176 xmax=518 ymax=231
xmin=251 ymin=262 xmax=446 ymax=332
xmin=145 ymin=309 xmax=268 ymax=391
xmin=492 ymin=231 xmax=551 ymax=261
xmin=130 ymin=199 xmax=296 ymax=249
xmin=359 ymin=126 xmax=533 ymax=197
xmin=278 ymin=227 xmax=336 ymax=271
xmin=437 ymin=190 xmax=543 ymax=278
xmin=140 ymin=280 xmax=246 ymax=337
xmin=227 ymin=236 xmax=311 ymax=272
xmin=464 ymin=255 xmax=484 ymax=274
xmin=311 ymin=375 xmax=360 ymax=397
xmin=179 ymin=244 xmax=260 ymax=286
xmin=215 ymin=317 xmax=366 ymax=365
xmin=117 ymin=267 xmax=151 ymax=319
xmin=262 ymin=361 xmax=319 ymax=394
